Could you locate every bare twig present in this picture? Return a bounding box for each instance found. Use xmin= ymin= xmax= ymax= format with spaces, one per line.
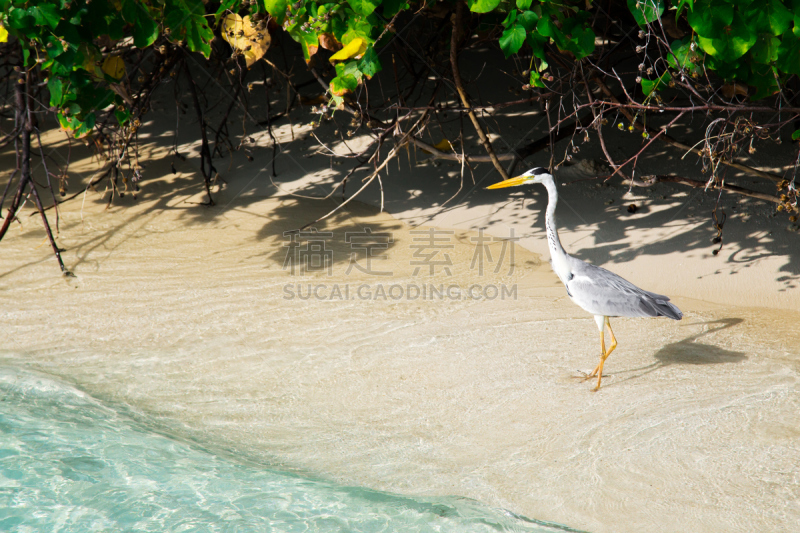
xmin=184 ymin=60 xmax=216 ymax=205
xmin=450 ymin=0 xmax=510 ymax=181
xmin=0 ymin=70 xmax=70 ymax=274
xmin=593 ymin=77 xmax=785 ymax=184
xmin=299 ymin=108 xmax=433 ymax=229
xmin=624 ymin=174 xmax=794 ymax=210
xmin=408 ymin=136 xmax=514 ymax=162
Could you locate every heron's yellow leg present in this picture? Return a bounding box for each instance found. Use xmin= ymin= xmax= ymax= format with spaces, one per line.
xmin=585 ymin=329 xmax=606 ymax=379
xmin=593 ymin=318 xmax=618 ymax=391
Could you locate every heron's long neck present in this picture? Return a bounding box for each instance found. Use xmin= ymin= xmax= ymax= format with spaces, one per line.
xmin=543 ymin=177 xmax=569 ymax=268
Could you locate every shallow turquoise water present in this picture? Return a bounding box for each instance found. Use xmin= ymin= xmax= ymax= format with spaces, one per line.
xmin=0 ymin=368 xmax=578 ymax=533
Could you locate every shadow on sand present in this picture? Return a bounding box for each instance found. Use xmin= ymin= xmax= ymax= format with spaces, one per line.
xmin=608 ymin=318 xmax=747 ymax=387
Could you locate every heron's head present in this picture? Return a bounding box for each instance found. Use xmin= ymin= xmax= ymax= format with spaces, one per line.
xmin=486 ymin=167 xmax=552 ymax=189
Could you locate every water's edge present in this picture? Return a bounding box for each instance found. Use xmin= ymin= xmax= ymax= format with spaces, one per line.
xmin=1 ymin=365 xmax=583 ymax=533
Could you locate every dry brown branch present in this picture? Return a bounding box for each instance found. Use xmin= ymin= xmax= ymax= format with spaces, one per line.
xmin=408 ymin=136 xmax=515 ymax=162
xmin=624 ymin=174 xmax=795 ymax=210
xmin=581 ymin=70 xmax=624 ymax=178
xmin=298 ymin=109 xmax=433 ymax=230
xmin=184 ymin=60 xmax=216 ymax=205
xmin=450 ymin=0 xmax=510 ymax=181
xmin=592 ymin=77 xmax=785 ymax=184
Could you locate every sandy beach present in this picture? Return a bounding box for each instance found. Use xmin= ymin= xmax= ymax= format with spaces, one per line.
xmin=2 ymin=55 xmax=800 ymax=532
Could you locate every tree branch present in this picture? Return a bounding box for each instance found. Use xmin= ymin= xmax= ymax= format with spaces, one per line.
xmin=450 ymin=0 xmax=510 ymax=181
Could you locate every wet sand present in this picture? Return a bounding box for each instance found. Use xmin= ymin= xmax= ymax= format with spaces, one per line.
xmin=2 ymin=129 xmax=799 ymax=532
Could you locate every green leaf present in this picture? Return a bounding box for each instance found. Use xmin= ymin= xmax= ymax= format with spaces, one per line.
xmin=761 ymin=0 xmax=792 ymax=36
xmin=342 ymin=16 xmax=373 ymax=46
xmin=696 ymin=11 xmax=756 ymax=60
xmin=687 ymin=0 xmax=733 ymax=39
xmin=8 ymin=7 xmax=31 ymax=30
xmin=749 ymin=64 xmax=779 ymax=100
xmin=667 ymin=38 xmax=702 ymax=74
xmin=750 ymin=34 xmax=780 ymax=63
xmin=641 ymin=71 xmax=671 ymax=96
xmin=330 ymin=73 xmax=358 ymax=95
xmin=517 ymin=0 xmax=532 ymax=9
xmin=502 ymin=10 xmax=517 ymax=28
xmin=792 ymin=129 xmax=800 ymax=141
xmin=291 ymin=29 xmax=320 ymax=61
xmin=75 ymin=112 xmax=95 ymax=137
xmin=675 ymin=0 xmax=693 ymax=18
xmin=627 ymin=0 xmax=664 ymax=26
xmin=793 ymin=0 xmax=800 ymax=37
xmin=115 ymin=106 xmax=131 ymax=126
xmin=264 ymin=0 xmax=289 ymax=22
xmin=69 ymin=7 xmax=88 ymax=25
xmin=52 ymin=49 xmax=76 ymax=76
xmin=358 ymin=45 xmax=382 ymax=78
xmin=529 ymin=69 xmax=545 ymax=88
xmin=47 ymin=77 xmax=63 ymax=107
xmin=777 ymin=34 xmax=800 ymax=75
xmin=330 ymin=94 xmax=345 ymax=109
xmin=381 ymin=0 xmax=409 ymax=17
xmin=537 ymin=16 xmax=560 ymax=39
xmin=164 ymin=0 xmax=214 ymax=58
xmin=121 ymin=0 xmax=138 ymax=23
xmin=725 ymin=12 xmax=757 ymax=60
xmin=27 ymin=4 xmax=59 ymax=29
xmin=526 ymin=31 xmax=548 ymax=59
xmin=563 ymin=26 xmax=596 ymax=59
xmin=467 ymin=0 xmax=502 ymax=14
xmin=347 ymin=0 xmax=379 ymax=16
xmin=516 ymin=10 xmax=539 ymax=32
xmin=216 ymin=0 xmax=242 ymax=18
xmin=337 ymin=60 xmax=363 ymax=81
xmin=134 ymin=10 xmax=159 ymax=48
xmin=697 ymin=34 xmax=722 ymax=56
xmin=331 ymin=15 xmax=348 ymax=40
xmin=499 ymin=24 xmax=526 ymax=58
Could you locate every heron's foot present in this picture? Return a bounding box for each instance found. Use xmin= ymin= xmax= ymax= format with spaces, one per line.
xmin=583 ymin=361 xmax=603 ymax=380
xmin=574 ymin=367 xmax=602 ymax=381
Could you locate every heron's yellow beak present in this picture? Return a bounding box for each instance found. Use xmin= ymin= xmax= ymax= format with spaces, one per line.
xmin=485 ymin=176 xmax=529 ymax=189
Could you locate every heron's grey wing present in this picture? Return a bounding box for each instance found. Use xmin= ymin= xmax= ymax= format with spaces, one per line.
xmin=564 ymin=257 xmax=682 ymax=320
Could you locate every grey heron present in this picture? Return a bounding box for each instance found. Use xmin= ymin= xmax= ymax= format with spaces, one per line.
xmin=487 ymin=167 xmax=682 ymax=390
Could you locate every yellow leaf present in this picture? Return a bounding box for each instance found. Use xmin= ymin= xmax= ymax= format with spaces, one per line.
xmin=433 ymin=139 xmax=452 ymax=152
xmin=80 ymin=44 xmax=104 ymax=78
xmin=329 ymin=38 xmax=367 ymax=62
xmin=220 ymin=13 xmax=270 ymax=68
xmin=221 ymin=13 xmax=248 ymax=49
xmin=422 ymin=139 xmax=453 ymax=154
xmin=0 ymin=23 xmax=8 ymax=43
xmin=102 ymin=56 xmax=125 ymax=80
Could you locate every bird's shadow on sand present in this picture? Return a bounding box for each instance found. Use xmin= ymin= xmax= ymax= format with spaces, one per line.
xmin=608 ymin=318 xmax=747 ymax=387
